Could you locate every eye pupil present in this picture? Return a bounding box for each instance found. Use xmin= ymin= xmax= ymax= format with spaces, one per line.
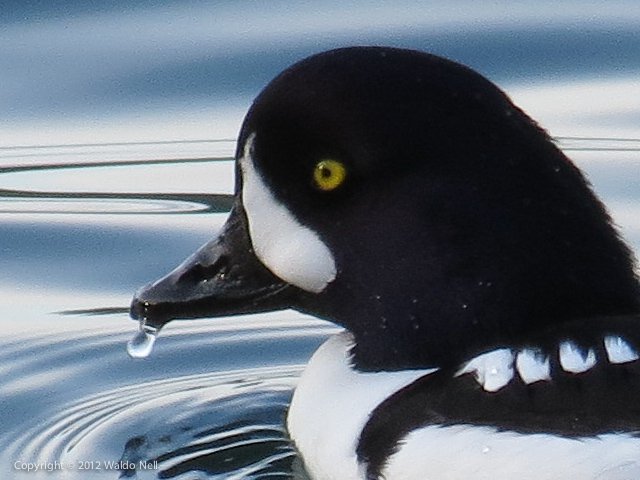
xmin=320 ymin=166 xmax=332 ymax=178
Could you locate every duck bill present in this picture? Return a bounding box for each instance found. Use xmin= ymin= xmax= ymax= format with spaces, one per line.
xmin=129 ymin=204 xmax=296 ymax=329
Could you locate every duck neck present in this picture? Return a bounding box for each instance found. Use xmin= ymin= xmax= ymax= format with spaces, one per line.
xmin=323 ymin=260 xmax=640 ymax=372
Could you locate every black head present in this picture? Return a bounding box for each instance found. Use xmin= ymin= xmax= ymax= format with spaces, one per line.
xmin=132 ymin=46 xmax=640 ymax=371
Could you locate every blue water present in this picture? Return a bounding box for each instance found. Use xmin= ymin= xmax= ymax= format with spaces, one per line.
xmin=1 ymin=2 xmax=639 ymax=479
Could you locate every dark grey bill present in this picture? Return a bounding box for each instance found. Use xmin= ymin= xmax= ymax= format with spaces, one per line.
xmin=129 ymin=204 xmax=297 ymax=330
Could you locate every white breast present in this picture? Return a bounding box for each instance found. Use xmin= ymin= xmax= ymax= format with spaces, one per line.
xmin=287 ymin=331 xmax=437 ymax=480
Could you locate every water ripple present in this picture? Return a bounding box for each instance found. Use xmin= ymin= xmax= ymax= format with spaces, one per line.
xmin=0 ymin=140 xmax=236 ymax=216
xmin=5 ymin=364 xmax=304 ymax=479
xmin=557 ymin=136 xmax=640 ymax=152
xmin=0 ymin=310 xmax=331 ymax=479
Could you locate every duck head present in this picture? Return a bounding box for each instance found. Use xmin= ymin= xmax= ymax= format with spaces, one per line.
xmin=130 ymin=46 xmax=639 ymax=370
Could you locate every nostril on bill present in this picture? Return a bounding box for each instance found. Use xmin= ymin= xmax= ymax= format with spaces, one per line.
xmin=177 ymin=256 xmax=231 ymax=284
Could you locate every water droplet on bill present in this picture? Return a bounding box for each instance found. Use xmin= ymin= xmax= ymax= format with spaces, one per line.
xmin=127 ymin=322 xmax=159 ymax=359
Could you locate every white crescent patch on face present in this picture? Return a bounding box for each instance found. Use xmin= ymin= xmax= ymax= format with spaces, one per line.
xmin=239 ymin=133 xmax=337 ymax=293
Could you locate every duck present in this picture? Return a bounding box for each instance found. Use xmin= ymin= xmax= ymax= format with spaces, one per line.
xmin=130 ymin=46 xmax=640 ymax=480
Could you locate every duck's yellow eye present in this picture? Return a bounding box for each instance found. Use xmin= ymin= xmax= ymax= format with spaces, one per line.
xmin=313 ymin=159 xmax=347 ymax=191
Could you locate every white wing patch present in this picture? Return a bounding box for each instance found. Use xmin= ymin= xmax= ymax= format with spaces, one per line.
xmin=516 ymin=348 xmax=551 ymax=384
xmin=559 ymin=341 xmax=597 ymax=374
xmin=460 ymin=336 xmax=637 ymax=392
xmin=457 ymin=348 xmax=514 ymax=392
xmin=240 ymin=134 xmax=337 ymax=293
xmin=604 ymin=335 xmax=640 ymax=364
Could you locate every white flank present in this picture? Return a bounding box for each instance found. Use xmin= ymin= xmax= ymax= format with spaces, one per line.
xmin=287 ymin=331 xmax=437 ymax=480
xmin=559 ymin=341 xmax=597 ymax=373
xmin=516 ymin=348 xmax=551 ymax=384
xmin=384 ymin=426 xmax=640 ymax=480
xmin=240 ymin=134 xmax=337 ymax=293
xmin=604 ymin=336 xmax=640 ymax=364
xmin=457 ymin=349 xmax=515 ymax=392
